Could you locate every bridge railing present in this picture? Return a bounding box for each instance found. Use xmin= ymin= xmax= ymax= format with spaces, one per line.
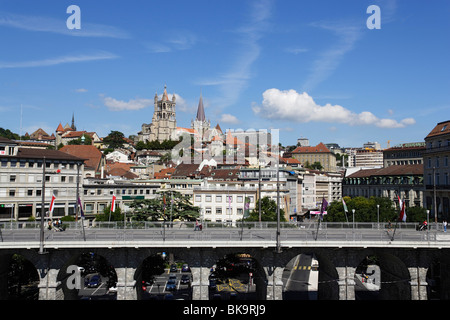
xmin=0 ymin=220 xmax=439 ymax=231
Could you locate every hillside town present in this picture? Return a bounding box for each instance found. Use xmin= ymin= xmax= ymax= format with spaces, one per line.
xmin=0 ymin=86 xmax=449 ymax=225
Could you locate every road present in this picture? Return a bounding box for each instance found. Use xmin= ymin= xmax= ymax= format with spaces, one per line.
xmin=282 ymin=254 xmax=315 ymax=300
xmin=141 ymin=268 xmax=192 ymax=300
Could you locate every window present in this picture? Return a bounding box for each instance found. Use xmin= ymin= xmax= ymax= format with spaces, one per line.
xmin=216 ymin=207 xmax=222 ymax=215
xmin=10 ymin=175 xmax=16 ymax=182
xmin=205 ymin=207 xmax=211 ymax=215
xmin=205 ymin=195 xmax=212 ymax=202
xmin=216 ymin=195 xmax=222 ymax=202
xmin=27 ymin=190 xmax=33 ymax=196
xmin=237 ymin=196 xmax=243 ymax=203
xmin=9 ymin=190 xmax=15 ymax=197
xmin=195 ymin=195 xmax=201 ymax=202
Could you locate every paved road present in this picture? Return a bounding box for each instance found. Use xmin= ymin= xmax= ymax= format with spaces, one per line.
xmin=283 ymin=254 xmax=313 ymax=300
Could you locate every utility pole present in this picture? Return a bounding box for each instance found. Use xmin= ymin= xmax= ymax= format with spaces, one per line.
xmin=39 ymin=157 xmax=46 ymax=254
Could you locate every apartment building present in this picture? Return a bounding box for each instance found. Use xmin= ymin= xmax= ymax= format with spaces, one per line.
xmin=423 ymin=120 xmax=450 ymax=219
xmin=0 ymin=137 xmax=85 ymax=221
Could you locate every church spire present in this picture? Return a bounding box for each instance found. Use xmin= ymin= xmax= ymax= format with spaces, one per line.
xmin=196 ymin=92 xmax=206 ymax=122
xmin=71 ymin=113 xmax=77 ymax=131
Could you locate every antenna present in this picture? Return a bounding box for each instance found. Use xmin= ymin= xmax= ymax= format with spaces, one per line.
xmin=20 ymin=104 xmax=23 ymax=140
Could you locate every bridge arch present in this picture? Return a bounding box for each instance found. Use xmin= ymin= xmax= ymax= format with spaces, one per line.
xmin=352 ymin=249 xmax=411 ymax=300
xmin=55 ymin=249 xmax=118 ymax=300
xmin=0 ymin=251 xmax=40 ymax=300
xmin=280 ymin=249 xmax=340 ymax=300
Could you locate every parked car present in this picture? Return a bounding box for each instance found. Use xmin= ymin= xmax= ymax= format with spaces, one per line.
xmin=87 ymin=274 xmax=101 ymax=288
xmin=181 ymin=274 xmax=190 ymax=284
xmin=165 ymin=279 xmax=177 ymax=291
xmin=182 ymin=264 xmax=190 ymax=272
xmin=170 ymin=264 xmax=178 ymax=272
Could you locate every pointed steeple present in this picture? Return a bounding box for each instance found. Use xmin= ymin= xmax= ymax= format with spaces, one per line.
xmin=196 ymin=92 xmax=206 ymax=122
xmin=71 ymin=113 xmax=77 ymax=131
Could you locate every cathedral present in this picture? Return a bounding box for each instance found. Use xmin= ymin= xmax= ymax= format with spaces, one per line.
xmin=138 ymin=85 xmax=177 ymax=143
xmin=137 ymin=85 xmax=222 ymax=144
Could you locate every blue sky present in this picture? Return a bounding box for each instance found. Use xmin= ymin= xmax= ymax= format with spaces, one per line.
xmin=0 ymin=0 xmax=449 ymax=148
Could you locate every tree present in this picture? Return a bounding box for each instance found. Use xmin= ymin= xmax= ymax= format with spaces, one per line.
xmin=67 ymin=134 xmax=92 ymax=145
xmin=129 ymin=191 xmax=200 ymax=221
xmin=103 ymin=131 xmax=125 ymax=149
xmin=325 ymin=196 xmax=421 ymax=223
xmin=95 ymin=205 xmax=123 ymax=222
xmin=245 ymin=196 xmax=286 ymax=222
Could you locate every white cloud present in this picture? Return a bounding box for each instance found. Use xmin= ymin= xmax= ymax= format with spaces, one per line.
xmin=102 ymin=96 xmax=153 ymax=111
xmin=75 ymin=88 xmax=88 ymax=93
xmin=219 ymin=114 xmax=240 ymax=124
xmin=253 ymin=88 xmax=415 ymax=129
xmin=0 ymin=52 xmax=118 ymax=69
xmin=302 ymin=21 xmax=362 ymax=92
xmin=197 ymin=0 xmax=272 ymax=108
xmin=145 ymin=30 xmax=198 ymax=53
xmin=0 ymin=12 xmax=130 ymax=38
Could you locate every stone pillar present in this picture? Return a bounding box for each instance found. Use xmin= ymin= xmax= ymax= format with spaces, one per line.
xmin=336 ymin=266 xmax=356 ymax=300
xmin=265 ymin=267 xmax=283 ymax=300
xmin=115 ymin=267 xmax=137 ymax=300
xmin=409 ymin=266 xmax=428 ymax=300
xmin=38 ymin=267 xmax=61 ymax=300
xmin=191 ymin=266 xmax=210 ymax=300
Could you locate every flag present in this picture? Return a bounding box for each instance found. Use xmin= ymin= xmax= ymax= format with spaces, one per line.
xmin=77 ymin=197 xmax=84 ymax=218
xmin=163 ymin=193 xmax=167 ymax=212
xmin=342 ymin=198 xmax=348 ymax=213
xmin=111 ymin=194 xmax=116 ymax=212
xmin=244 ymin=197 xmax=251 ymax=219
xmin=320 ymin=197 xmax=328 ymax=221
xmin=49 ymin=193 xmax=56 ymax=215
xmin=398 ymin=195 xmax=406 ymax=222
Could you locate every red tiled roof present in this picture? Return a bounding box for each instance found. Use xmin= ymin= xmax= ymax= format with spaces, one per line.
xmin=292 ymin=142 xmax=330 ymax=153
xmin=60 ymin=145 xmax=103 ymax=170
xmin=347 ymin=164 xmax=423 ymax=178
xmin=425 ymin=120 xmax=450 ymax=139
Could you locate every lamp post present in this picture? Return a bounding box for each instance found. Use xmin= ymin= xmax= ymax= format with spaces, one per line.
xmin=377 ymin=204 xmax=380 ymax=229
xmin=39 ymin=157 xmax=46 ymax=255
xmin=352 ymin=209 xmax=355 ymax=231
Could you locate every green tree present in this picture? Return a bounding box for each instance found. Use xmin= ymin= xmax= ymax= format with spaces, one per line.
xmin=95 ymin=205 xmax=123 ymax=222
xmin=326 ymin=196 xmax=398 ymax=223
xmin=67 ymin=134 xmax=92 ymax=145
xmin=245 ymin=196 xmax=286 ymax=222
xmin=129 ymin=191 xmax=199 ymax=221
xmin=103 ymin=130 xmax=125 ymax=149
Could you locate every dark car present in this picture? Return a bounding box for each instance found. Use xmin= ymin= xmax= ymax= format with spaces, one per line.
xmin=170 ymin=264 xmax=178 ymax=272
xmin=87 ymin=275 xmax=101 ymax=288
xmin=209 ymin=280 xmax=217 ymax=291
xmin=181 ymin=264 xmax=190 ymax=272
xmin=165 ymin=279 xmax=177 ymax=291
xmin=181 ymin=274 xmax=190 ymax=284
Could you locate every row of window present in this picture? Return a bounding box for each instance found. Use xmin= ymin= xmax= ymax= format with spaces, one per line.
xmin=1 ymin=174 xmax=75 ymax=183
xmin=195 ymin=194 xmax=255 ymax=203
xmin=0 ymin=159 xmax=79 ymax=170
xmin=427 ymin=172 xmax=450 ymax=186
xmin=426 ymin=156 xmax=449 ymax=168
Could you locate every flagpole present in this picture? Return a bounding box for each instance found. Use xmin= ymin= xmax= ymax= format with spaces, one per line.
xmin=391 ymin=191 xmax=401 ymax=241
xmin=315 ymin=197 xmax=323 ymax=241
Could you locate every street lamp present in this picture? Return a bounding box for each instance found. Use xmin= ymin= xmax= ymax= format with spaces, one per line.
xmin=377 ymin=204 xmax=380 ymax=229
xmin=352 ymin=209 xmax=355 ymax=231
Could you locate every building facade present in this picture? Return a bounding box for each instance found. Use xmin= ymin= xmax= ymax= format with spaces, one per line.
xmin=342 ymin=164 xmax=424 ymax=208
xmin=383 ymin=142 xmax=425 ymax=167
xmin=138 ymin=85 xmax=177 ymax=143
xmin=0 ymin=137 xmax=85 ymax=221
xmin=291 ymin=142 xmax=337 ymax=172
xmin=423 ymin=120 xmax=450 ymax=220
